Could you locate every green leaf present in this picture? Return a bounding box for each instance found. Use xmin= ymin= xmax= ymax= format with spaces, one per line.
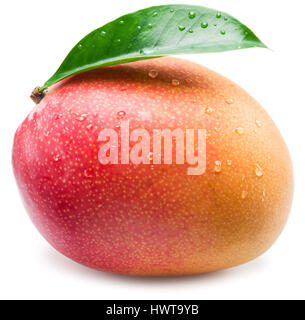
xmin=40 ymin=4 xmax=267 ymax=90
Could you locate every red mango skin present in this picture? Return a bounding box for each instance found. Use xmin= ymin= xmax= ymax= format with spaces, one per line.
xmin=12 ymin=57 xmax=293 ymax=276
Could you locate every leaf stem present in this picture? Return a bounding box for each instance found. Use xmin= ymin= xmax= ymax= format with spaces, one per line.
xmin=30 ymin=87 xmax=47 ymax=104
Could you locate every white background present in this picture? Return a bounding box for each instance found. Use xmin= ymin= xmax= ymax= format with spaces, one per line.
xmin=1 ymin=0 xmax=304 ymax=300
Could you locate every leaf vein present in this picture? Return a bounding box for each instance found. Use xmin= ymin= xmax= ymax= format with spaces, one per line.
xmin=152 ymin=11 xmax=178 ymax=49
xmin=177 ymin=13 xmax=205 ymax=45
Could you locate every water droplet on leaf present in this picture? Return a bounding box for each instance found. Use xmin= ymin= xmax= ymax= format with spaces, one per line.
xmin=148 ymin=24 xmax=153 ymax=29
xmin=216 ymin=13 xmax=222 ymax=19
xmin=153 ymin=12 xmax=158 ymax=17
xmin=201 ymin=22 xmax=208 ymax=28
xmin=178 ymin=25 xmax=186 ymax=31
xmin=188 ymin=11 xmax=196 ymax=19
xmin=220 ymin=30 xmax=226 ymax=35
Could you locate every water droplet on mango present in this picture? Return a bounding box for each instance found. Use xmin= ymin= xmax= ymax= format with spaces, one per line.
xmin=214 ymin=161 xmax=222 ymax=173
xmin=235 ymin=127 xmax=244 ymax=135
xmin=171 ymin=79 xmax=180 ymax=86
xmin=53 ymin=154 xmax=61 ymax=162
xmin=84 ymin=169 xmax=93 ymax=178
xmin=255 ymin=120 xmax=263 ymax=128
xmin=149 ymin=152 xmax=154 ymax=161
xmin=117 ymin=111 xmax=126 ymax=119
xmin=225 ymin=98 xmax=234 ymax=104
xmin=148 ymin=69 xmax=158 ymax=79
xmin=254 ymin=164 xmax=264 ymax=177
xmin=54 ymin=114 xmax=62 ymax=120
xmin=76 ymin=114 xmax=88 ymax=121
xmin=241 ymin=190 xmax=248 ymax=199
xmin=205 ymin=107 xmax=213 ymax=114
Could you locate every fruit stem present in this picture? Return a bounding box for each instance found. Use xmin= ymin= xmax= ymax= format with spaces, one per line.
xmin=30 ymin=87 xmax=47 ymax=104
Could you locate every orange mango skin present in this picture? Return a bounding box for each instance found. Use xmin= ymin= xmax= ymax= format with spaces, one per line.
xmin=12 ymin=57 xmax=293 ymax=276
